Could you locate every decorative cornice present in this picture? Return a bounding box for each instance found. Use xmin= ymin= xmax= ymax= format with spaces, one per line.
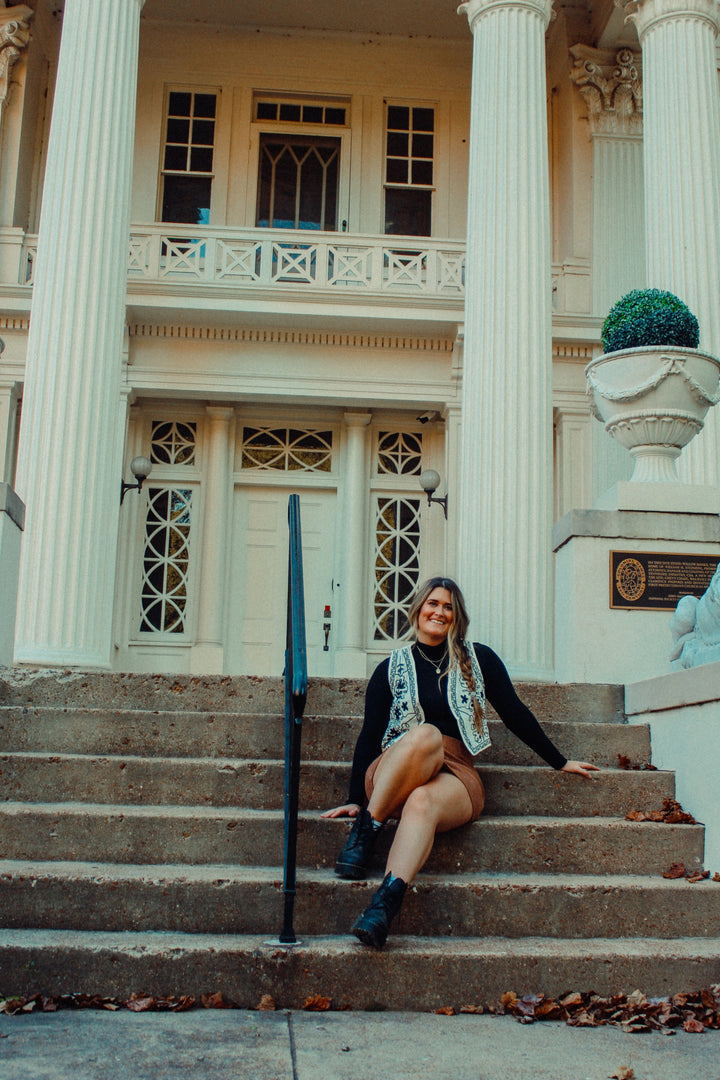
xmin=0 ymin=6 xmax=33 ymax=119
xmin=0 ymin=315 xmax=29 ymax=332
xmin=553 ymin=342 xmax=595 ymax=362
xmin=458 ymin=0 xmax=554 ymax=31
xmin=128 ymin=325 xmax=454 ymax=352
xmin=570 ymin=45 xmax=642 ymax=137
xmin=618 ymin=0 xmax=720 ymax=40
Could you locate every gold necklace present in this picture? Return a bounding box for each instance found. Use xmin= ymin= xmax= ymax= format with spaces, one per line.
xmin=414 ymin=642 xmax=449 ymax=675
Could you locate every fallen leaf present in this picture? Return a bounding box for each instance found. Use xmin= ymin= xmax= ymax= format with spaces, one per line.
xmin=257 ymin=994 xmax=276 ymax=1011
xmin=303 ymin=995 xmax=331 ymax=1011
xmin=686 ymin=869 xmax=710 ymax=884
xmin=459 ymin=1004 xmax=484 ymax=1014
xmin=434 ymin=1006 xmax=455 ymax=1015
xmin=126 ymin=995 xmax=154 ymax=1012
xmin=683 ymin=1017 xmax=706 ymax=1033
xmin=560 ymin=992 xmax=583 ymax=1008
xmin=712 ymin=873 xmax=720 ymax=882
xmin=201 ymin=992 xmax=231 ymax=1009
xmin=609 ymin=1068 xmax=635 ymax=1079
xmin=500 ymin=991 xmax=518 ymax=1010
xmin=663 ymin=862 xmax=687 ymax=879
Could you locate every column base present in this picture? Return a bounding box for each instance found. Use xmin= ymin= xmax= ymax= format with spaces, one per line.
xmin=12 ymin=650 xmax=112 ymax=671
xmin=190 ymin=642 xmax=225 ymax=675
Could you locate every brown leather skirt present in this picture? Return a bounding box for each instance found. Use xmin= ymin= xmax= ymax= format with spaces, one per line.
xmin=364 ymin=733 xmax=485 ymax=821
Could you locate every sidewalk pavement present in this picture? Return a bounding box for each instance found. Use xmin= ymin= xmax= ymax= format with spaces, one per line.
xmin=2 ymin=1009 xmax=720 ymax=1080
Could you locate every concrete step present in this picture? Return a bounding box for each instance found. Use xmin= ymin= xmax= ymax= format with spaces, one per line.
xmin=0 ymin=753 xmax=675 ymax=816
xmin=1 ymin=928 xmax=718 ymax=1008
xmin=0 ymin=709 xmax=650 ymax=768
xmin=0 ymin=671 xmax=624 ymax=723
xmin=0 ymin=804 xmax=704 ymax=875
xmin=2 ymin=862 xmax=718 ymax=939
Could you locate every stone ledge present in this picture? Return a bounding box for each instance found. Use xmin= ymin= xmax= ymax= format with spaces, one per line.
xmin=626 ymin=659 xmax=720 ymax=715
xmin=0 ymin=482 xmax=24 ymax=530
xmin=553 ymin=507 xmax=720 ymax=551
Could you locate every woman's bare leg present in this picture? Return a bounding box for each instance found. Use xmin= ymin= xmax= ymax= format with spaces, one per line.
xmin=384 ymin=771 xmax=473 ymax=883
xmin=366 ymin=725 xmax=445 ymax=822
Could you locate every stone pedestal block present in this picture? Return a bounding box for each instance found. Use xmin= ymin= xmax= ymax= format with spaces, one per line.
xmin=553 ymin=508 xmax=720 ymax=684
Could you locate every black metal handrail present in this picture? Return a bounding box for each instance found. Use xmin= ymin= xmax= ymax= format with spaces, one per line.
xmin=279 ymin=493 xmax=307 ymax=943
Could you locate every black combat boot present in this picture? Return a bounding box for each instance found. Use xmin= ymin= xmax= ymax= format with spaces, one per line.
xmin=351 ymin=872 xmax=407 ymax=948
xmin=334 ymin=808 xmax=381 ymax=879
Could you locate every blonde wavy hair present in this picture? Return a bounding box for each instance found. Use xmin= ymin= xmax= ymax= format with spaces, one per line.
xmin=406 ymin=576 xmax=484 ymax=728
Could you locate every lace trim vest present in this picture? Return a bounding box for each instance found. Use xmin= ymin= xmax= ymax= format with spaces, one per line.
xmin=383 ymin=643 xmax=491 ymax=756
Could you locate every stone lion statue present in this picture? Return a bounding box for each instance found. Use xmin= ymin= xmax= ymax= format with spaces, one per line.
xmin=669 ymin=562 xmax=720 ymax=669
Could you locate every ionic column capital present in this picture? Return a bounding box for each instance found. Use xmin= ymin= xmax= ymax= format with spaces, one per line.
xmin=570 ymin=45 xmax=642 ymax=136
xmin=459 ymin=0 xmax=553 ymax=31
xmin=618 ymin=0 xmax=720 ymax=40
xmin=0 ymin=5 xmax=33 ymax=117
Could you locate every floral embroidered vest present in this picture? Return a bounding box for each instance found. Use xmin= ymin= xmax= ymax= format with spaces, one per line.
xmin=383 ymin=642 xmax=491 ymax=756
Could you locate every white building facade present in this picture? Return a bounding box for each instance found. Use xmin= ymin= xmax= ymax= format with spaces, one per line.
xmin=1 ymin=0 xmax=719 ymax=681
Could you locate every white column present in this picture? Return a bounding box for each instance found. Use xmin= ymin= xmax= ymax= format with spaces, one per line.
xmin=569 ymin=46 xmax=644 ymax=500
xmin=191 ymin=407 xmax=234 ymax=674
xmin=624 ymin=0 xmax=720 ymax=485
xmin=13 ymin=0 xmax=145 ymax=667
xmin=334 ymin=411 xmax=372 ymax=677
xmin=457 ymin=0 xmax=554 ymax=678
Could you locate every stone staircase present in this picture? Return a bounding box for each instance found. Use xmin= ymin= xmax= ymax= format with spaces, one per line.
xmin=1 ymin=670 xmax=719 ymax=1010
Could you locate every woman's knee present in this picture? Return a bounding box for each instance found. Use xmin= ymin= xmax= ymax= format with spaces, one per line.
xmin=404 ymin=723 xmax=443 ymax=760
xmin=401 ymin=782 xmax=441 ymax=822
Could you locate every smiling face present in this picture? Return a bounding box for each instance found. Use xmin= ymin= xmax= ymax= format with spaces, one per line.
xmin=416 ymin=586 xmax=454 ymax=646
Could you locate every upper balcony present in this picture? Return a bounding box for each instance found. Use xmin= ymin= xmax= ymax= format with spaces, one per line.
xmin=4 ymin=225 xmax=467 ymax=335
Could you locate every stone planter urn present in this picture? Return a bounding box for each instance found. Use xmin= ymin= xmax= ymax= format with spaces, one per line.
xmin=585 ymin=345 xmax=720 ymax=483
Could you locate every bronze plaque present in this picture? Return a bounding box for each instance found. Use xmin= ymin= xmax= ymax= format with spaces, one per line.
xmin=610 ymin=551 xmax=719 ymax=610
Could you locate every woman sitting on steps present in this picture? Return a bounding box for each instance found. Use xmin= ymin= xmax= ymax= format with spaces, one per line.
xmin=322 ymin=576 xmax=599 ymax=948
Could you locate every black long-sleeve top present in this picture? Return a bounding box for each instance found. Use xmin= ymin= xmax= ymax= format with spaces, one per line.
xmin=347 ymin=641 xmax=567 ymax=806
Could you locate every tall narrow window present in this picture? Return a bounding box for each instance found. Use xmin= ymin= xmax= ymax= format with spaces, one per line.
xmin=384 ymin=105 xmax=434 ymax=236
xmin=256 ymin=135 xmax=340 ymax=231
xmin=160 ymin=90 xmax=217 ymax=224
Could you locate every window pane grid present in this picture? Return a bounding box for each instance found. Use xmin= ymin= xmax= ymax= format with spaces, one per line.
xmin=161 ymin=90 xmax=217 ymax=225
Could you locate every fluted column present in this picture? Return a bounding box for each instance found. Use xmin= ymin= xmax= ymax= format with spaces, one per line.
xmin=457 ymin=0 xmax=553 ymax=678
xmin=13 ymin=0 xmax=145 ymax=667
xmin=622 ymin=0 xmax=720 ymax=485
xmin=191 ymin=407 xmax=234 ymax=674
xmin=335 ymin=412 xmax=372 ymax=676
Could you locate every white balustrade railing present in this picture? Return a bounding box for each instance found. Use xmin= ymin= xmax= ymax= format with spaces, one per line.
xmin=11 ymin=227 xmax=466 ymax=299
xmin=127 ymin=226 xmax=465 ymax=298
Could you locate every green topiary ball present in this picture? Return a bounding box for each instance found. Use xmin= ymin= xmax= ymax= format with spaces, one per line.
xmin=601 ymin=289 xmax=700 ymax=353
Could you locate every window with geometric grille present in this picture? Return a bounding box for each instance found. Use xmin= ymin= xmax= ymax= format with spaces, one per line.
xmin=139 ymin=487 xmax=193 ymax=634
xmin=150 ymin=421 xmax=197 ymax=466
xmin=240 ymin=427 xmax=333 ymax=471
xmin=256 ymin=134 xmax=340 ymax=231
xmin=372 ymin=496 xmax=422 ymax=641
xmin=160 ymin=90 xmax=217 ymax=225
xmin=376 ymin=431 xmax=423 ymax=476
xmin=384 ymin=104 xmax=434 ymax=237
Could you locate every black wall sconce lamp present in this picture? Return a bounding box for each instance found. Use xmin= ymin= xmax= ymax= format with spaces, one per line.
xmin=120 ymin=456 xmax=152 ymax=505
xmin=419 ymin=469 xmax=448 ymax=520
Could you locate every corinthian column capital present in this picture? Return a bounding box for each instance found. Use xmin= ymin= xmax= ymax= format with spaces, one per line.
xmin=0 ymin=5 xmax=33 ymax=116
xmin=459 ymin=0 xmax=553 ymax=31
xmin=570 ymin=45 xmax=642 ymax=136
xmin=618 ymin=0 xmax=720 ymax=39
